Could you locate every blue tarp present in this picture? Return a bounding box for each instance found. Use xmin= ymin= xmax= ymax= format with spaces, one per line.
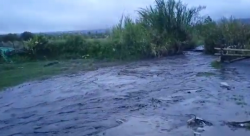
xmin=0 ymin=47 xmax=14 ymax=62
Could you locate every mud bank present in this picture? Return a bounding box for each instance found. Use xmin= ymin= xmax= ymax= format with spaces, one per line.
xmin=0 ymin=52 xmax=250 ymax=136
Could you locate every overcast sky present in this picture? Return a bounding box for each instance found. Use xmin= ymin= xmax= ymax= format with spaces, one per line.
xmin=0 ymin=0 xmax=250 ymax=34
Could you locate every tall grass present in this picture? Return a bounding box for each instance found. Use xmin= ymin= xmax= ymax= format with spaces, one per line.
xmin=201 ymin=17 xmax=250 ymax=54
xmin=110 ymin=16 xmax=151 ymax=59
xmin=110 ymin=0 xmax=205 ymax=58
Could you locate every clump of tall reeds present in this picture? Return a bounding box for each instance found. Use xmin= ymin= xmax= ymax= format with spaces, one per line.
xmin=110 ymin=0 xmax=205 ymax=58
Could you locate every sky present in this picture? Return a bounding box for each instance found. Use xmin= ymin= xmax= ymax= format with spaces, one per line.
xmin=0 ymin=0 xmax=250 ymax=34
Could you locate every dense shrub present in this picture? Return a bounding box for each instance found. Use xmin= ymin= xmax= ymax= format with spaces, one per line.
xmin=109 ymin=0 xmax=204 ymax=58
xmin=23 ymin=35 xmax=50 ymax=59
xmin=201 ymin=17 xmax=250 ymax=54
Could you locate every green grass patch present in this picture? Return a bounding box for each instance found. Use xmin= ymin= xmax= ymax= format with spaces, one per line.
xmin=0 ymin=59 xmax=123 ymax=91
xmin=211 ymin=60 xmax=222 ymax=69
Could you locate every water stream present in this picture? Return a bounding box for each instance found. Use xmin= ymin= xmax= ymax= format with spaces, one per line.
xmin=0 ymin=52 xmax=250 ymax=136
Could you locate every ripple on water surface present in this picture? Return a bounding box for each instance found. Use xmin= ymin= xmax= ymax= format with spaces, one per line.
xmin=0 ymin=52 xmax=250 ymax=136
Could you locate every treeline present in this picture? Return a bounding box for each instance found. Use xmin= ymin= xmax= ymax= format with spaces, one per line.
xmin=0 ymin=31 xmax=34 ymax=43
xmin=0 ymin=31 xmax=108 ymax=44
xmin=1 ymin=0 xmax=250 ymax=63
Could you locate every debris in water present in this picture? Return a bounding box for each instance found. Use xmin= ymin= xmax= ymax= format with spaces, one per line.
xmin=220 ymin=82 xmax=230 ymax=90
xmin=187 ymin=114 xmax=213 ymax=127
xmin=116 ymin=119 xmax=127 ymax=124
xmin=187 ymin=115 xmax=196 ymax=125
xmin=187 ymin=114 xmax=213 ymax=135
xmin=186 ymin=89 xmax=200 ymax=94
xmin=225 ymin=121 xmax=250 ymax=129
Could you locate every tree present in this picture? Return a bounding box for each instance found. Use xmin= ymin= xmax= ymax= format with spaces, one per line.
xmin=24 ymin=35 xmax=49 ymax=58
xmin=2 ymin=33 xmax=19 ymax=42
xmin=20 ymin=31 xmax=34 ymax=41
xmin=204 ymin=16 xmax=213 ymax=24
xmin=0 ymin=35 xmax=4 ymax=42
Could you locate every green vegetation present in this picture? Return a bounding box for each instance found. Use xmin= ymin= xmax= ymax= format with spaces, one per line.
xmin=0 ymin=62 xmax=63 ymax=90
xmin=0 ymin=59 xmax=123 ymax=90
xmin=197 ymin=17 xmax=250 ymax=54
xmin=20 ymin=31 xmax=34 ymax=41
xmin=211 ymin=60 xmax=222 ymax=69
xmin=1 ymin=0 xmax=250 ymax=89
xmin=1 ymin=0 xmax=205 ymax=62
xmin=1 ymin=0 xmax=250 ymax=62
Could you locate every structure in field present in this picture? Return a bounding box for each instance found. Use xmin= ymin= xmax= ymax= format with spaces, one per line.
xmin=214 ymin=47 xmax=250 ymax=63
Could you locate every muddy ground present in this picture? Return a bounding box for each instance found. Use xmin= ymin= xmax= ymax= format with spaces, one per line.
xmin=0 ymin=52 xmax=250 ymax=136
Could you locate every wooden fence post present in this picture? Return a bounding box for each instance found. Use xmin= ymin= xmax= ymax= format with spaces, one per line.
xmin=220 ymin=45 xmax=224 ymax=62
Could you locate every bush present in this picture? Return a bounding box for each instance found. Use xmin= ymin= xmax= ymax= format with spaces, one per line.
xmin=23 ymin=35 xmax=50 ymax=59
xmin=202 ymin=17 xmax=250 ymax=54
xmin=109 ymin=0 xmax=205 ymax=59
xmin=47 ymin=35 xmax=89 ymax=59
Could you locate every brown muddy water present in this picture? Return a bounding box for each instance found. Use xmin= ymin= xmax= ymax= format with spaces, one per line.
xmin=0 ymin=52 xmax=250 ymax=136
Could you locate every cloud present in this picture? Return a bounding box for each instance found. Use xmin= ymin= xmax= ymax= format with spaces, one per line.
xmin=0 ymin=0 xmax=250 ymax=34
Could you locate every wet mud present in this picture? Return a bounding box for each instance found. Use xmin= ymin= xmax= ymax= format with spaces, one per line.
xmin=0 ymin=52 xmax=250 ymax=136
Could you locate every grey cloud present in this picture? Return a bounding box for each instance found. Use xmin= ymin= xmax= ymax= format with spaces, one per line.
xmin=0 ymin=0 xmax=249 ymax=34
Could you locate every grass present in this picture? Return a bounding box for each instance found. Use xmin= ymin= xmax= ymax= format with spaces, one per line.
xmin=0 ymin=59 xmax=123 ymax=91
xmin=211 ymin=60 xmax=222 ymax=69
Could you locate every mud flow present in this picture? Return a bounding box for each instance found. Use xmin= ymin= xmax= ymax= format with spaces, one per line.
xmin=0 ymin=52 xmax=250 ymax=136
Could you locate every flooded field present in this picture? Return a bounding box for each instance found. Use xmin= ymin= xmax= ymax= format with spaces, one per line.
xmin=0 ymin=52 xmax=250 ymax=136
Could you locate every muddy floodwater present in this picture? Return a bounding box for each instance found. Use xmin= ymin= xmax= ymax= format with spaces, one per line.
xmin=0 ymin=52 xmax=250 ymax=136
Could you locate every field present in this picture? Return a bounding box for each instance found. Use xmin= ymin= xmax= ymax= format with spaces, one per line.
xmin=0 ymin=59 xmax=124 ymax=90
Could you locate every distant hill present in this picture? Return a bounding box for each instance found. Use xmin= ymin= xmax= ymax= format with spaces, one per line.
xmin=36 ymin=19 xmax=250 ymax=35
xmin=237 ymin=18 xmax=250 ymax=24
xmin=38 ymin=29 xmax=110 ymax=36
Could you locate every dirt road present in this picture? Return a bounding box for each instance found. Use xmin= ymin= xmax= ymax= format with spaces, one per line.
xmin=0 ymin=52 xmax=250 ymax=136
